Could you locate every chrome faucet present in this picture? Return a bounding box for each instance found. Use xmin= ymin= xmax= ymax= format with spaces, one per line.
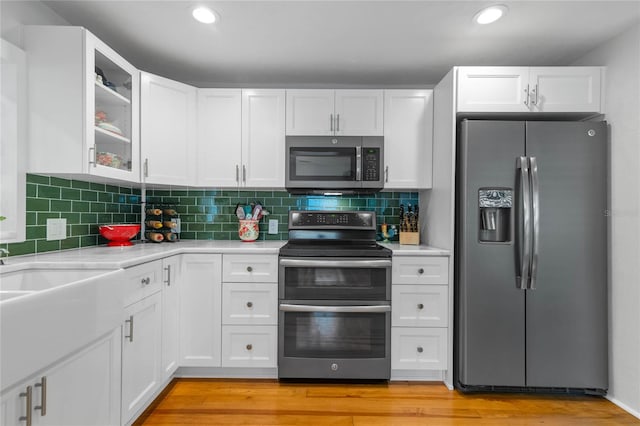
xmin=0 ymin=248 xmax=9 ymax=265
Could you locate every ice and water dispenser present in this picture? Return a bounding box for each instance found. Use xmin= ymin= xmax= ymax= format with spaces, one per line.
xmin=478 ymin=189 xmax=512 ymax=243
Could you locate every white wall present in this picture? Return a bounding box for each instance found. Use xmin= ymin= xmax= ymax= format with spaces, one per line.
xmin=0 ymin=1 xmax=69 ymax=47
xmin=573 ymin=22 xmax=640 ymax=418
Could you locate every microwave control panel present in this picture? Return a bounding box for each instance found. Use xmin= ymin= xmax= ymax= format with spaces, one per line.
xmin=363 ymin=148 xmax=380 ymax=181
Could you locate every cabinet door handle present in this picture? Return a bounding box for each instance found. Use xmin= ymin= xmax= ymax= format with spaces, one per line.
xmin=330 ymin=114 xmax=333 ymax=132
xmin=246 ymin=301 xmax=253 ymax=308
xmin=88 ymin=145 xmax=97 ymax=168
xmin=19 ymin=385 xmax=32 ymax=426
xmin=246 ymin=344 xmax=253 ymax=351
xmin=164 ymin=265 xmax=171 ymax=286
xmin=417 ymin=303 xmax=424 ymax=310
xmin=417 ymin=346 xmax=424 ymax=353
xmin=385 ymin=166 xmax=389 ymax=183
xmin=418 ymin=268 xmax=424 ymax=275
xmin=125 ymin=315 xmax=134 ymax=342
xmin=336 ymin=114 xmax=340 ymax=132
xmin=235 ymin=164 xmax=240 ymax=183
xmin=246 ymin=266 xmax=253 ymax=272
xmin=34 ymin=376 xmax=47 ymax=416
xmin=141 ymin=277 xmax=150 ymax=286
xmin=532 ymin=84 xmax=539 ymax=105
xmin=524 ymin=84 xmax=530 ymax=107
xmin=242 ymin=165 xmax=247 ymax=183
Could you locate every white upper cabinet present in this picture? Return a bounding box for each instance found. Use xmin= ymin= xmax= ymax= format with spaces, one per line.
xmin=197 ymin=89 xmax=285 ymax=188
xmin=529 ymin=67 xmax=601 ymax=113
xmin=242 ymin=89 xmax=286 ymax=187
xmin=457 ymin=67 xmax=529 ymax=112
xmin=0 ymin=40 xmax=26 ymax=243
xmin=383 ymin=90 xmax=433 ymax=189
xmin=197 ymin=89 xmax=243 ymax=187
xmin=286 ymin=89 xmax=383 ymax=136
xmin=457 ymin=66 xmax=601 ymax=113
xmin=285 ymin=89 xmax=334 ymax=135
xmin=24 ymin=26 xmax=140 ymax=183
xmin=141 ymin=72 xmax=197 ymax=186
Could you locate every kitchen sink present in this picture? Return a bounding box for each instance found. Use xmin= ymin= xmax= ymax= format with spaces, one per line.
xmin=0 ymin=267 xmax=113 ymax=301
xmin=1 ymin=265 xmax=126 ymax=391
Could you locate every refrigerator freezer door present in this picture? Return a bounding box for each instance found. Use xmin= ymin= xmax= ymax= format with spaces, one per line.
xmin=524 ymin=121 xmax=608 ymax=390
xmin=457 ymin=120 xmax=526 ymax=387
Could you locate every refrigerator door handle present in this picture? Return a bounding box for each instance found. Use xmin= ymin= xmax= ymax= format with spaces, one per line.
xmin=529 ymin=156 xmax=540 ymax=289
xmin=517 ymin=156 xmax=531 ymax=290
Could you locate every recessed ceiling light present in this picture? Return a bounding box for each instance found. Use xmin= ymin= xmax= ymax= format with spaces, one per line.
xmin=474 ymin=5 xmax=508 ymax=25
xmin=192 ymin=6 xmax=217 ymax=24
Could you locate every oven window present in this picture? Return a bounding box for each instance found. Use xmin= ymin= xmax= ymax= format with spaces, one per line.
xmin=283 ymin=266 xmax=387 ymax=300
xmin=282 ymin=312 xmax=386 ymax=358
xmin=290 ymin=148 xmax=356 ymax=181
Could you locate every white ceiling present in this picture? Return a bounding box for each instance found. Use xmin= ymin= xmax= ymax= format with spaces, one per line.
xmin=39 ymin=0 xmax=640 ymax=87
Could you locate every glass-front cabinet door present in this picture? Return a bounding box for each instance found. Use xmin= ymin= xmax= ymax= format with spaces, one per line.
xmin=24 ymin=26 xmax=140 ymax=183
xmin=85 ymin=32 xmax=139 ymax=181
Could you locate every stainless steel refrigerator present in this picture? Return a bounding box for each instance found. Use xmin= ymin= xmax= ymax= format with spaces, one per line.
xmin=455 ymin=120 xmax=608 ymax=394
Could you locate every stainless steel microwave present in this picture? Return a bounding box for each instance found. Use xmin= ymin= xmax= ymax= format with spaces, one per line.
xmin=285 ymin=136 xmax=384 ymax=194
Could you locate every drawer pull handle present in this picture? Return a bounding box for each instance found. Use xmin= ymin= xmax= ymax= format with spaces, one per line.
xmin=246 ymin=301 xmax=253 ymax=308
xmin=418 ymin=268 xmax=424 ymax=275
xmin=246 ymin=344 xmax=253 ymax=351
xmin=417 ymin=346 xmax=424 ymax=353
xmin=246 ymin=266 xmax=253 ymax=272
xmin=417 ymin=303 xmax=424 ymax=310
xmin=141 ymin=277 xmax=151 ymax=285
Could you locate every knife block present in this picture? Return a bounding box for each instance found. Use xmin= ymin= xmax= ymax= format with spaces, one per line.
xmin=399 ymin=231 xmax=420 ymax=245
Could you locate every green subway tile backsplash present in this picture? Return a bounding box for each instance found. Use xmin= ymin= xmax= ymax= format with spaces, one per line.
xmin=146 ymin=189 xmax=419 ymax=242
xmin=2 ymin=174 xmax=419 ymax=257
xmin=1 ymin=174 xmax=142 ymax=256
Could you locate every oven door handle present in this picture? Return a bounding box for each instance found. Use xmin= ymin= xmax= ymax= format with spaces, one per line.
xmin=279 ymin=304 xmax=391 ymax=313
xmin=279 ymin=259 xmax=391 ymax=268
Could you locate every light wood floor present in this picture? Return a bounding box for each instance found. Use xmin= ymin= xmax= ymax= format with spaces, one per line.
xmin=135 ymin=379 xmax=639 ymax=425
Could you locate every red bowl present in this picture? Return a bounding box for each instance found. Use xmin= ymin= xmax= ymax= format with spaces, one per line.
xmin=99 ymin=224 xmax=141 ymax=247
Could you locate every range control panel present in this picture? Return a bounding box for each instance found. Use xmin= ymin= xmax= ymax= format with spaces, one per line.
xmin=289 ymin=211 xmax=375 ymax=229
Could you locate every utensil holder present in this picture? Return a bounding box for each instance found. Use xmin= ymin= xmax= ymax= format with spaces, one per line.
xmin=399 ymin=231 xmax=420 ymax=245
xmin=239 ymin=219 xmax=259 ymax=242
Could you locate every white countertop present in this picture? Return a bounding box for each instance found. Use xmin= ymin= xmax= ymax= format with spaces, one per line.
xmin=2 ymin=240 xmax=286 ymax=271
xmin=2 ymin=240 xmax=449 ymax=272
xmin=380 ymin=243 xmax=450 ymax=256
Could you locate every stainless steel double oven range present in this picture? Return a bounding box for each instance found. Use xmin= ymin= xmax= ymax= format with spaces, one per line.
xmin=278 ymin=210 xmax=392 ymax=380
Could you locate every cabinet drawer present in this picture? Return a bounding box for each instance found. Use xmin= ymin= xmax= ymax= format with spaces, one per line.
xmin=222 ymin=283 xmax=278 ymax=325
xmin=392 ymin=256 xmax=448 ymax=285
xmin=221 ymin=325 xmax=277 ymax=368
xmin=222 ymin=254 xmax=278 ymax=283
xmin=123 ymin=260 xmax=162 ymax=307
xmin=392 ymin=285 xmax=448 ymax=327
xmin=391 ymin=327 xmax=447 ymax=370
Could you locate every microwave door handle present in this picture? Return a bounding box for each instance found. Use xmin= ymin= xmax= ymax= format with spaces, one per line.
xmin=356 ymin=146 xmax=362 ymax=181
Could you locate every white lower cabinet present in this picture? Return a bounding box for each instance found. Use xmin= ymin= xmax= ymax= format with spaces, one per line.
xmin=391 ymin=255 xmax=450 ymax=379
xmin=121 ymin=262 xmax=163 ymax=425
xmin=179 ymin=254 xmax=223 ymax=367
xmin=1 ymin=328 xmax=121 ymax=426
xmin=121 ymin=292 xmax=162 ymax=424
xmin=391 ymin=327 xmax=447 ymax=370
xmin=220 ymin=254 xmax=278 ymax=369
xmin=221 ymin=325 xmax=278 ymax=368
xmin=161 ymin=255 xmax=181 ymax=381
xmin=392 ymin=285 xmax=448 ymax=327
